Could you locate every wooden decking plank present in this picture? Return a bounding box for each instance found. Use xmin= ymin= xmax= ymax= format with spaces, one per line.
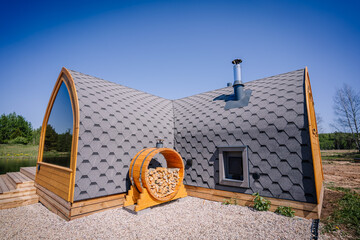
xmin=2 ymin=175 xmax=16 ymax=191
xmin=6 ymin=172 xmax=22 ymax=184
xmin=20 ymin=167 xmax=36 ymax=180
xmin=0 ymin=194 xmax=38 ymax=205
xmin=0 ymin=195 xmax=39 ymax=210
xmin=17 ymin=172 xmax=33 ymax=183
xmin=14 ymin=172 xmax=26 ymax=182
xmin=0 ymin=188 xmax=36 ymax=200
xmin=0 ymin=197 xmax=39 ymax=210
xmin=0 ymin=175 xmax=10 ymax=193
xmin=21 ymin=167 xmax=36 ymax=175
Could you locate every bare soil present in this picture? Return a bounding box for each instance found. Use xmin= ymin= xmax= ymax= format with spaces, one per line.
xmin=321 ymin=159 xmax=360 ymax=220
xmin=320 ymin=153 xmax=360 ymax=239
xmin=322 ymin=160 xmax=360 ymax=193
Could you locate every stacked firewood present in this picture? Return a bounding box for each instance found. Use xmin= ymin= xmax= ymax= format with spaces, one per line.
xmin=145 ymin=167 xmax=180 ymax=198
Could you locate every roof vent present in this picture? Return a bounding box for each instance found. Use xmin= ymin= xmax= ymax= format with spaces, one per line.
xmin=156 ymin=139 xmax=164 ymax=148
xmin=224 ymin=59 xmax=252 ymax=110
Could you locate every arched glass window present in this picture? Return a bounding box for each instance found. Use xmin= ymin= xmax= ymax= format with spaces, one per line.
xmin=43 ymin=82 xmax=73 ymax=168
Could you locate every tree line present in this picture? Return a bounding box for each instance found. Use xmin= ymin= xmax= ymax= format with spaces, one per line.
xmin=319 ymin=132 xmax=357 ymax=150
xmin=0 ymin=112 xmax=41 ymax=145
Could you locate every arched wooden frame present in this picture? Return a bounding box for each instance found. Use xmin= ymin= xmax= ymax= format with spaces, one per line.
xmin=304 ymin=67 xmax=324 ymax=205
xmin=36 ymin=67 xmax=79 ymax=203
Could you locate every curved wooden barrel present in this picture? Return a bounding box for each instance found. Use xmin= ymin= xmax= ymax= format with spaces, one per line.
xmin=129 ymin=148 xmax=184 ymax=202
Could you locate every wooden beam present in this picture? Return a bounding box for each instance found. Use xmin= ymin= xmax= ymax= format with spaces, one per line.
xmin=37 ymin=162 xmax=72 ymax=173
xmin=185 ymin=185 xmax=320 ymax=219
xmin=304 ymin=67 xmax=324 ymax=208
xmin=38 ymin=195 xmax=70 ymax=221
xmin=70 ymin=204 xmax=124 ymax=220
xmin=72 ymin=193 xmax=126 ymax=208
xmin=35 ymin=183 xmax=71 ymax=209
xmin=71 ymin=198 xmax=124 ymax=216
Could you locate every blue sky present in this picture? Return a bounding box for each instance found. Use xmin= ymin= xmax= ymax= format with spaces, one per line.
xmin=0 ymin=0 xmax=359 ymax=133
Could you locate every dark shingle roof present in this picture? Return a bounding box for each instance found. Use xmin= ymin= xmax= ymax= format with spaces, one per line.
xmin=69 ymin=70 xmax=174 ymax=201
xmin=68 ymin=68 xmax=316 ymax=203
xmin=173 ymin=69 xmax=316 ymax=203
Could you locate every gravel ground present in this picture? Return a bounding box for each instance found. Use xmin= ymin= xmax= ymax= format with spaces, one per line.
xmin=0 ymin=197 xmax=327 ymax=240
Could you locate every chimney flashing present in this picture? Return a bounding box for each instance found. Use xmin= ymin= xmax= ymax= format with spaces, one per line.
xmin=224 ymin=58 xmax=252 ymax=110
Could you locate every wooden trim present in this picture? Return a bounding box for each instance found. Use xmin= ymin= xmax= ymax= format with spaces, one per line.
xmin=185 ymin=185 xmax=320 ymax=219
xmin=35 ymin=178 xmax=68 ymax=200
xmin=37 ymin=162 xmax=72 ymax=173
xmin=71 ymin=198 xmax=124 ymax=216
xmin=72 ymin=193 xmax=126 ymax=208
xmin=71 ymin=194 xmax=126 ymax=219
xmin=36 ymin=67 xmax=80 ymax=203
xmin=317 ymin=183 xmax=324 ymax=218
xmin=36 ymin=183 xmax=126 ymax=221
xmin=0 ymin=196 xmax=39 ymax=210
xmin=304 ymin=67 xmax=324 ymax=207
xmin=61 ymin=68 xmax=80 ymax=203
xmin=38 ymin=195 xmax=70 ymax=221
xmin=35 ymin=183 xmax=71 ymax=209
xmin=70 ymin=204 xmax=124 ymax=220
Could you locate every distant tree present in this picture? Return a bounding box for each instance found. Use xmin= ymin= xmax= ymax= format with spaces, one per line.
xmin=333 ymin=84 xmax=360 ymax=151
xmin=319 ymin=133 xmax=334 ymax=150
xmin=44 ymin=124 xmax=58 ymax=151
xmin=319 ymin=132 xmax=356 ymax=150
xmin=316 ymin=112 xmax=325 ymax=134
xmin=0 ymin=112 xmax=33 ymax=144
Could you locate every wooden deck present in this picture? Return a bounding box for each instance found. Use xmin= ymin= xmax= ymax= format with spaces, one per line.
xmin=0 ymin=167 xmax=38 ymax=210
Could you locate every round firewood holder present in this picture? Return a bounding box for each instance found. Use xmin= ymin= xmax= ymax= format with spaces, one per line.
xmin=124 ymin=148 xmax=187 ymax=212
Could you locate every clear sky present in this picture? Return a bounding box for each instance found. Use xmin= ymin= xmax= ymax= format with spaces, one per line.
xmin=0 ymin=0 xmax=359 ymax=133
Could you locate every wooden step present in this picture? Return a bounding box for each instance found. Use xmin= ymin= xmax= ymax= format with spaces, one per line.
xmin=1 ymin=175 xmax=16 ymax=192
xmin=0 ymin=175 xmax=8 ymax=193
xmin=6 ymin=172 xmax=34 ymax=189
xmin=0 ymin=187 xmax=36 ymax=200
xmin=20 ymin=167 xmax=36 ymax=181
xmin=0 ymin=194 xmax=39 ymax=210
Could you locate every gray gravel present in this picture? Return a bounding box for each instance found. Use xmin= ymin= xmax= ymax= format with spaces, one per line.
xmin=0 ymin=197 xmax=325 ymax=240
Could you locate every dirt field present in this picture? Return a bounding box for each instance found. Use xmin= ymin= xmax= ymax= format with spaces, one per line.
xmin=321 ymin=159 xmax=360 ymax=221
xmin=320 ymin=150 xmax=360 ymax=239
xmin=322 ymin=160 xmax=360 ymax=193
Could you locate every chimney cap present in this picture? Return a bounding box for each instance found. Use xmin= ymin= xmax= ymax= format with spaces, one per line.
xmin=232 ymin=59 xmax=242 ymax=64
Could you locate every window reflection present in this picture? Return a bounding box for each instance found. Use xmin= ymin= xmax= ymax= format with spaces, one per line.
xmin=43 ymin=82 xmax=73 ymax=168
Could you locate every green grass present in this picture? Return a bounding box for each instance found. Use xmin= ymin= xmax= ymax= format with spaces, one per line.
xmin=321 ymin=150 xmax=360 ymax=161
xmin=323 ymin=187 xmax=360 ymax=238
xmin=0 ymin=144 xmax=39 ymax=158
xmin=0 ymin=144 xmax=69 ymax=159
xmin=222 ymin=198 xmax=238 ymax=205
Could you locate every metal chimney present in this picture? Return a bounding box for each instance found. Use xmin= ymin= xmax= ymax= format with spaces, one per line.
xmin=232 ymin=59 xmax=242 ymax=85
xmin=223 ymin=58 xmax=252 ymax=110
xmin=232 ymin=59 xmax=244 ymax=101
